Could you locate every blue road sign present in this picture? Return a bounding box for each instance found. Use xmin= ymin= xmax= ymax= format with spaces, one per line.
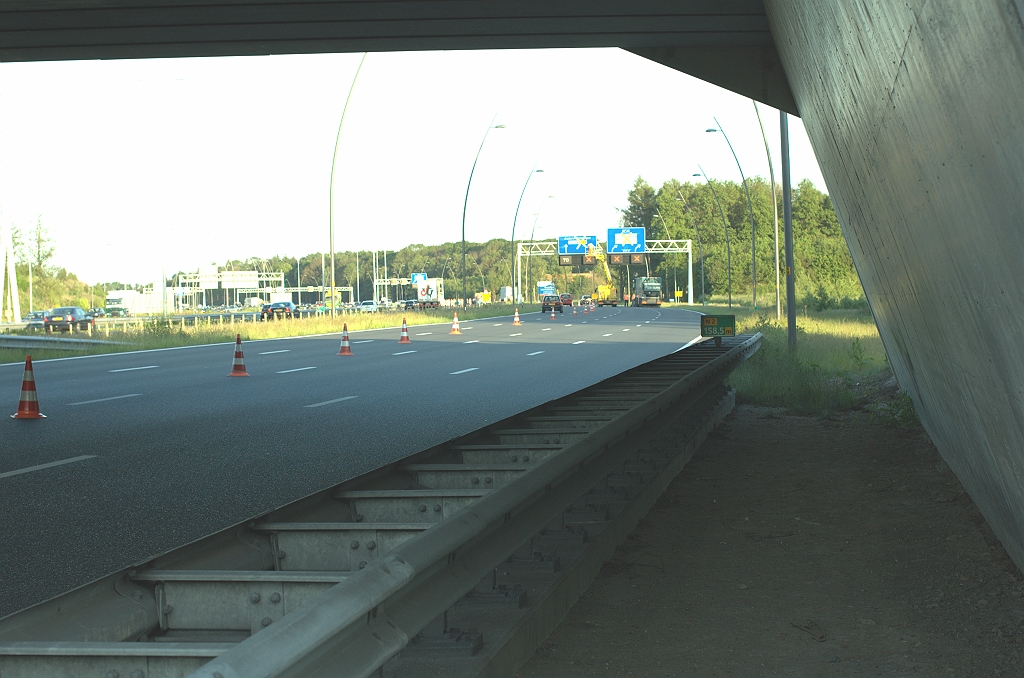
xmin=558 ymin=235 xmax=598 ymax=255
xmin=411 ymin=273 xmax=427 ymax=283
xmin=606 ymin=227 xmax=645 ymax=253
xmin=537 ymin=281 xmax=556 ymax=296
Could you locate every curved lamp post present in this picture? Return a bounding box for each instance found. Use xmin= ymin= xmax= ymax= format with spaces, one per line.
xmin=526 ymin=195 xmax=554 ymax=302
xmin=753 ymin=101 xmax=781 ymax=319
xmin=328 ymin=53 xmax=368 ymax=318
xmin=695 ymin=167 xmax=732 ymax=307
xmin=511 ymin=165 xmax=543 ymax=303
xmin=461 ymin=115 xmax=505 ymax=307
xmin=707 ymin=117 xmax=758 ymax=309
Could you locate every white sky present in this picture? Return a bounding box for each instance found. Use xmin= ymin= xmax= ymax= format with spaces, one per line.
xmin=0 ymin=48 xmax=825 ymax=285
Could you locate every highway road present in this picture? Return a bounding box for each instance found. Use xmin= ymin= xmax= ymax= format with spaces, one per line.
xmin=0 ymin=306 xmax=702 ymax=618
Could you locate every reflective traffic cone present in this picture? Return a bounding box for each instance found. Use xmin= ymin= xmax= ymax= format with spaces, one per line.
xmin=338 ymin=324 xmax=353 ymax=355
xmin=399 ymin=318 xmax=412 ymax=344
xmin=450 ymin=313 xmax=462 ymax=335
xmin=550 ymin=309 xmax=556 ymax=320
xmin=227 ymin=334 xmax=249 ymax=377
xmin=512 ymin=309 xmax=522 ymax=326
xmin=583 ymin=305 xmax=589 ymax=314
xmin=572 ymin=305 xmax=577 ymax=316
xmin=11 ymin=355 xmax=45 ymax=419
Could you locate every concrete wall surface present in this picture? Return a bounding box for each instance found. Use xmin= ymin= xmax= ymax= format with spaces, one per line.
xmin=765 ymin=1 xmax=1024 ymax=567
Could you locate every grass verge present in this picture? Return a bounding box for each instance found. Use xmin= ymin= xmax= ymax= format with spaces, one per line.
xmin=713 ymin=305 xmax=914 ymax=422
xmin=0 ymin=305 xmax=539 ymax=365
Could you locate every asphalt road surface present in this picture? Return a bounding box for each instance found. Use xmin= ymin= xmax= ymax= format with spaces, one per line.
xmin=0 ymin=306 xmax=701 ymax=618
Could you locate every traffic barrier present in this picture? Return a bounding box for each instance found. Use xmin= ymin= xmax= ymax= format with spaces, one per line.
xmin=338 ymin=324 xmax=352 ymax=355
xmin=399 ymin=318 xmax=412 ymax=344
xmin=11 ymin=355 xmax=45 ymax=419
xmin=450 ymin=313 xmax=461 ymax=335
xmin=227 ymin=334 xmax=249 ymax=377
xmin=513 ymin=309 xmax=522 ymax=326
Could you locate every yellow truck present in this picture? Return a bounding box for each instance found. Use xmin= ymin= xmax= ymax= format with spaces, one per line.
xmin=594 ymin=284 xmax=618 ymax=307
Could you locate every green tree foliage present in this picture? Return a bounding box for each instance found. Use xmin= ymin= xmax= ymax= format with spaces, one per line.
xmin=637 ymin=176 xmax=862 ymax=309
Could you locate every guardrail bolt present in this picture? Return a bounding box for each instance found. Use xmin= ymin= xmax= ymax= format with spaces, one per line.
xmin=434 ymin=504 xmax=442 ymax=512
xmin=250 ymin=593 xmax=261 ymax=603
xmin=511 ymin=456 xmax=518 ymax=462
xmin=472 ymin=477 xmax=480 ymax=484
xmin=278 ymin=551 xmax=287 ymax=560
xmin=419 ymin=504 xmax=427 ymax=512
xmin=367 ymin=540 xmax=376 ymax=550
xmin=350 ymin=540 xmax=360 ymax=549
xmin=270 ymin=593 xmax=281 ymax=603
xmin=522 ymin=455 xmax=530 ymax=462
xmin=162 ymin=605 xmax=173 ymax=615
xmin=485 ymin=477 xmax=493 ymax=484
xmin=262 ymin=617 xmax=272 ymax=627
xmin=105 ymin=671 xmax=119 ymax=678
xmin=131 ymin=671 xmax=144 ymax=678
xmin=359 ymin=561 xmax=368 ymax=569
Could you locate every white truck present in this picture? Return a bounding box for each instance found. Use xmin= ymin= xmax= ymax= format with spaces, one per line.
xmin=412 ymin=278 xmax=445 ymax=308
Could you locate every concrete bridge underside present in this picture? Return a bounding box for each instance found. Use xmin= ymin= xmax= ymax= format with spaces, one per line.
xmin=4 ymin=1 xmax=1024 ymax=571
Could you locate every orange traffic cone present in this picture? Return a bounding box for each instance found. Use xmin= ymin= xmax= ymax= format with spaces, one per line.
xmin=228 ymin=334 xmax=249 ymax=377
xmin=399 ymin=318 xmax=412 ymax=344
xmin=512 ymin=309 xmax=522 ymax=326
xmin=550 ymin=309 xmax=556 ymax=320
xmin=338 ymin=324 xmax=353 ymax=355
xmin=11 ymin=356 xmax=45 ymax=419
xmin=450 ymin=313 xmax=462 ymax=335
xmin=572 ymin=305 xmax=577 ymax=316
xmin=583 ymin=305 xmax=589 ymax=314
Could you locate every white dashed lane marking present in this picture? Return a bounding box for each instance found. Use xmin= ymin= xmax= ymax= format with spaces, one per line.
xmin=463 ymin=340 xmax=479 ymax=344
xmin=277 ymin=366 xmax=317 ymax=374
xmin=109 ymin=365 xmax=158 ymax=373
xmin=69 ymin=394 xmax=141 ymax=406
xmin=509 ymin=333 xmax=522 ymax=337
xmin=259 ymin=350 xmax=290 ymax=355
xmin=603 ymin=333 xmax=613 ymax=337
xmin=527 ymin=351 xmax=545 ymax=356
xmin=353 ymin=340 xmax=374 ymax=344
xmin=450 ymin=367 xmax=479 ymax=375
xmin=305 ymin=396 xmax=358 ymax=408
xmin=393 ymin=350 xmax=417 ymax=356
xmin=572 ymin=341 xmax=586 ymax=345
xmin=415 ymin=332 xmax=432 ymax=336
xmin=0 ymin=455 xmax=97 ymax=480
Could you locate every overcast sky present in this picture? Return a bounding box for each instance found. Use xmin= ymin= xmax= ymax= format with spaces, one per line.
xmin=0 ymin=48 xmax=825 ymax=285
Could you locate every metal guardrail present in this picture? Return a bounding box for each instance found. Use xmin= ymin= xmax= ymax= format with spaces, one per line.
xmin=0 ymin=335 xmax=132 ymax=350
xmin=0 ymin=334 xmax=760 ymax=678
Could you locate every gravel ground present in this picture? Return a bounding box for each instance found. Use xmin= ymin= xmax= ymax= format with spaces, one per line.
xmin=517 ymin=405 xmax=1024 ymax=677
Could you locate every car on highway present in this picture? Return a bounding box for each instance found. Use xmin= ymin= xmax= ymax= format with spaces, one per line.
xmin=357 ymin=300 xmax=379 ymax=313
xmin=580 ymin=294 xmax=592 ymax=304
xmin=560 ymin=293 xmax=573 ymax=307
xmin=22 ymin=310 xmax=46 ymax=330
xmin=400 ymin=299 xmax=419 ymax=311
xmin=88 ymin=307 xmax=106 ymax=318
xmin=541 ymin=295 xmax=563 ymax=313
xmin=264 ymin=301 xmax=298 ymax=319
xmin=44 ymin=307 xmax=95 ymax=332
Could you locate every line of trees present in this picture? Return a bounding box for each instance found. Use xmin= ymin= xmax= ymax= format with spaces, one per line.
xmin=5 ymin=176 xmax=863 ymax=314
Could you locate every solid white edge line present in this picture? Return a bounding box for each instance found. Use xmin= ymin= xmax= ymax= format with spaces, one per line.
xmin=276 ymin=366 xmax=317 ymax=373
xmin=304 ymin=396 xmax=358 ymax=408
xmin=1 ymin=455 xmax=97 ymax=480
xmin=69 ymin=394 xmax=142 ymax=406
xmin=449 ymin=367 xmax=479 ymax=375
xmin=108 ymin=365 xmax=158 ymax=373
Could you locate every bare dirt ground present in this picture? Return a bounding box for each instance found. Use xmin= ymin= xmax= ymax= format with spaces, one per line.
xmin=517 ymin=405 xmax=1024 ymax=677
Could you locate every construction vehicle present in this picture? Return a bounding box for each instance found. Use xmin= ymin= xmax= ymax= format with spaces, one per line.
xmin=632 ymin=276 xmax=663 ymax=306
xmin=594 ymin=284 xmax=618 ymax=306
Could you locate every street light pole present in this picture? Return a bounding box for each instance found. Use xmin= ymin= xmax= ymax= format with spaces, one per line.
xmin=781 ymin=112 xmax=797 ymax=348
xmin=512 ymin=165 xmax=543 ymax=303
xmin=329 ymin=52 xmax=367 ymax=318
xmin=753 ymin=101 xmax=781 ymax=319
xmin=461 ymin=114 xmax=505 ymax=308
xmin=675 ymin=192 xmax=706 ymax=305
xmin=695 ymin=167 xmax=732 ymax=307
xmin=526 ymin=196 xmax=554 ymax=304
xmin=708 ymin=117 xmax=758 ymax=309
